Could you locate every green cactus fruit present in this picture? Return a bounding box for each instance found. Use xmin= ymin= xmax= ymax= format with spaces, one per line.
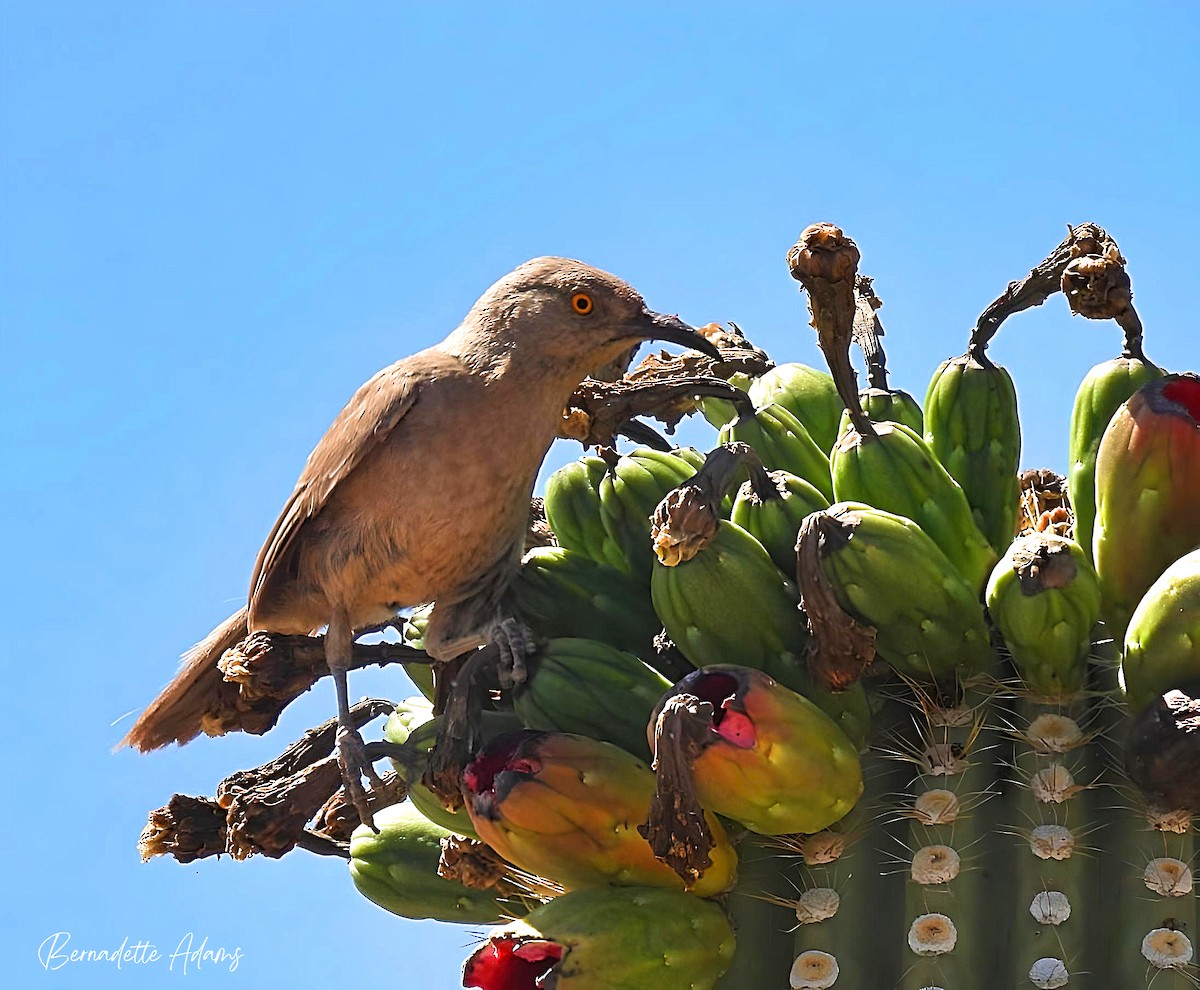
xmin=543 ymin=456 xmax=627 ymax=570
xmin=512 ymin=638 xmax=671 ymax=761
xmin=510 ymin=546 xmax=661 ymax=660
xmin=814 ymin=502 xmax=995 ymax=682
xmin=397 ymin=604 xmax=437 ymax=701
xmin=698 ymin=371 xmax=753 ymax=429
xmin=1094 ymin=373 xmax=1200 ymax=642
xmin=462 ymin=730 xmax=738 ymax=896
xmin=349 ymin=801 xmax=521 ymax=924
xmin=835 ymin=386 xmax=924 ymax=439
xmin=985 ymin=533 xmax=1102 ymax=698
xmin=719 ymin=401 xmax=834 ymax=500
xmin=650 ymin=518 xmax=869 ymax=748
xmin=1068 ymin=355 xmax=1164 ymax=561
xmin=597 ymin=447 xmax=705 ymax=581
xmin=830 ymin=419 xmax=997 ymax=595
xmin=654 ymin=665 xmax=863 ymax=834
xmin=747 ymin=361 xmax=844 ymax=453
xmin=729 ymin=468 xmax=830 ymax=575
xmin=462 ymin=886 xmax=735 ymax=990
xmin=384 ymin=699 xmax=525 ymax=838
xmin=923 ymin=354 xmax=1022 ymax=555
xmin=1122 ymin=548 xmax=1200 ymax=714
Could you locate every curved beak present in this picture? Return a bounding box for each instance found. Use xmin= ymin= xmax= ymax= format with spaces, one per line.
xmin=630 ymin=310 xmax=722 ymax=360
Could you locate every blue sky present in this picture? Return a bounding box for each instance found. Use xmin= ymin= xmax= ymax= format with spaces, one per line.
xmin=3 ymin=4 xmax=1198 ymax=988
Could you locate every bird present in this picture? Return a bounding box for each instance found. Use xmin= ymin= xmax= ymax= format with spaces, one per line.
xmin=120 ymin=256 xmax=719 ymax=827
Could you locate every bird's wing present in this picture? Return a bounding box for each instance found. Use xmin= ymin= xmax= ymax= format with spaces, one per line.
xmin=248 ymin=359 xmax=425 ymax=609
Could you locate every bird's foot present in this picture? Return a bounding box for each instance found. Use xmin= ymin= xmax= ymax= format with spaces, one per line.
xmin=336 ymin=723 xmax=386 ymax=832
xmin=494 ymin=618 xmax=535 ymax=689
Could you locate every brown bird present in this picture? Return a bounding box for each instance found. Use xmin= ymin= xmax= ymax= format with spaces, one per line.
xmin=121 ymin=256 xmax=718 ymax=824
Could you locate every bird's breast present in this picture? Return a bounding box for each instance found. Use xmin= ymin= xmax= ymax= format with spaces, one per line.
xmin=289 ymin=390 xmax=557 ymax=624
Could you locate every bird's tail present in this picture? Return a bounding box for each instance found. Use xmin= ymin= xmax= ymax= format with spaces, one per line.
xmin=118 ymin=606 xmax=249 ymax=752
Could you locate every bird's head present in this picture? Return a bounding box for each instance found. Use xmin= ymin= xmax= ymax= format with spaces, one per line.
xmin=454 ymin=256 xmax=719 ymax=379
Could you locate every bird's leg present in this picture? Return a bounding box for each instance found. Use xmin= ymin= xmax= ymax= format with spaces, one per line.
xmin=327 ymin=608 xmax=385 ymax=831
xmin=426 ymin=646 xmax=496 ymax=807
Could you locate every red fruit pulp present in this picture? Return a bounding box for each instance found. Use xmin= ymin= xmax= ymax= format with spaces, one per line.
xmin=462 ymin=731 xmax=543 ymax=806
xmin=688 ymin=670 xmax=757 ymax=748
xmin=462 ymin=935 xmax=564 ymax=990
xmin=1162 ymin=375 xmax=1200 ymax=421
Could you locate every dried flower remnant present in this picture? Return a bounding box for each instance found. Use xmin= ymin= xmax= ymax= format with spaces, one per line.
xmin=650 ymin=486 xmax=719 ymax=566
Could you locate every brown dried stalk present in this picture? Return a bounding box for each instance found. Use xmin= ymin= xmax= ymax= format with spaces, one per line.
xmin=626 ymin=321 xmax=774 ymax=383
xmin=558 ymin=322 xmax=769 ymax=448
xmin=969 ymin=222 xmax=1147 ymax=362
xmin=787 ymin=223 xmax=874 ymax=438
xmin=639 ymin=694 xmax=717 ymax=885
xmin=140 ymin=700 xmax=403 ymax=864
xmin=796 ymin=511 xmax=877 ymax=691
xmin=1017 ymin=468 xmax=1072 ymax=538
xmin=193 ymin=632 xmax=427 ymax=740
xmin=853 ymin=275 xmax=890 ymax=391
xmin=560 ymin=375 xmax=752 ymax=448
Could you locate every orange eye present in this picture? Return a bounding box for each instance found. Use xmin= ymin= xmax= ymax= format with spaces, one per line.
xmin=571 ymin=292 xmax=594 ymax=315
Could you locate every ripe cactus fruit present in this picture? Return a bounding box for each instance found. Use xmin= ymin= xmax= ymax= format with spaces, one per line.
xmin=649 ymin=665 xmax=863 ymax=835
xmin=985 ymin=532 xmax=1102 ymax=697
xmin=1068 ymin=354 xmax=1164 ymax=560
xmin=806 ymin=502 xmax=994 ymax=683
xmin=923 ymin=353 xmax=1022 ymax=555
xmin=461 ymin=730 xmax=737 ymax=896
xmin=462 ymin=886 xmax=735 ymax=990
xmin=830 ymin=420 xmax=997 ymax=595
xmin=512 ymin=638 xmax=671 ymax=761
xmin=747 ymin=362 xmax=845 ymax=453
xmin=1121 ymin=548 xmax=1200 ymax=714
xmin=1094 ymin=373 xmax=1200 ymax=641
xmin=384 ymin=700 xmax=524 ymax=839
xmin=349 ymin=801 xmax=520 ymax=924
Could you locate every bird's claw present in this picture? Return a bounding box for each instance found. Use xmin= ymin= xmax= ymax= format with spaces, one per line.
xmin=495 ymin=618 xmax=534 ymax=689
xmin=336 ymin=724 xmax=385 ymax=832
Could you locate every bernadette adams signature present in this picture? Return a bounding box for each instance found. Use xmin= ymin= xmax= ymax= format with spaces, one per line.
xmin=38 ymin=931 xmax=243 ymax=974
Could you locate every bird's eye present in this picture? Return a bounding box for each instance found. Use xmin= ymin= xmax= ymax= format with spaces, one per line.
xmin=571 ymin=292 xmax=594 ymax=315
